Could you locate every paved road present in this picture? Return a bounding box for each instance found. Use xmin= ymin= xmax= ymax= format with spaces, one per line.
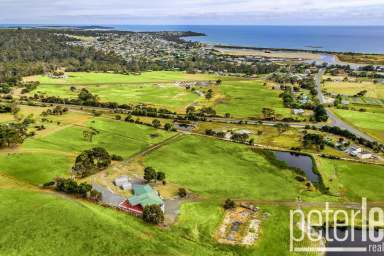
xmin=314 ymin=70 xmax=377 ymax=143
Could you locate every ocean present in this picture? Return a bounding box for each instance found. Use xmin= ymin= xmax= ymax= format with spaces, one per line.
xmin=2 ymin=24 xmax=384 ymax=54
xmin=111 ymin=25 xmax=384 ymax=54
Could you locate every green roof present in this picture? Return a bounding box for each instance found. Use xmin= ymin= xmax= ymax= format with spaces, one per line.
xmin=132 ymin=184 xmax=153 ymax=195
xmin=128 ymin=184 xmax=163 ymax=207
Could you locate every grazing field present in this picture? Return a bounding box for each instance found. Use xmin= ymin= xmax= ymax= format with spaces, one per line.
xmin=24 ymin=117 xmax=174 ymax=157
xmin=0 ymin=186 xmax=222 ymax=256
xmin=34 ymin=83 xmax=200 ymax=110
xmin=316 ymin=157 xmax=384 ymax=201
xmin=332 ymin=109 xmax=384 ymax=142
xmin=0 ymin=177 xmax=306 ymax=256
xmin=214 ymin=80 xmax=292 ymax=118
xmin=144 ymin=135 xmax=320 ymax=201
xmin=195 ymin=122 xmax=302 ymax=149
xmin=323 ymin=80 xmax=384 ymax=99
xmin=0 ymin=113 xmax=174 ymax=185
xmin=25 ymin=71 xmax=230 ymax=112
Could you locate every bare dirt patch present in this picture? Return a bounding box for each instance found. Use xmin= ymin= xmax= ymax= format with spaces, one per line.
xmin=216 ymin=205 xmax=261 ymax=246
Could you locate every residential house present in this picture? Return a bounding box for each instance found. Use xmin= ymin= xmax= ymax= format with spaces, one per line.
xmin=119 ymin=184 xmax=164 ymax=216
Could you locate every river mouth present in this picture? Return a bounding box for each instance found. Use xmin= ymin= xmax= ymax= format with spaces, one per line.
xmin=272 ymin=151 xmax=320 ymax=183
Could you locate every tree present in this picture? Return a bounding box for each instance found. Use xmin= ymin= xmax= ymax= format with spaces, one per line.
xmin=223 ymin=199 xmax=236 ymax=210
xmin=178 ymin=188 xmax=187 ymax=198
xmin=205 ymin=89 xmax=213 ymax=99
xmin=156 ymin=171 xmax=166 ymax=182
xmin=72 ymin=147 xmax=111 ymax=177
xmin=262 ymin=108 xmax=276 ymax=120
xmin=313 ymin=105 xmax=328 ymax=122
xmin=142 ymin=205 xmax=164 ymax=225
xmin=164 ymin=123 xmax=173 ymax=131
xmin=144 ymin=167 xmax=157 ymax=182
xmin=152 ymin=119 xmax=161 ymax=128
xmin=303 ymin=133 xmax=324 ymax=151
xmin=186 ymin=106 xmax=195 ymax=114
xmin=274 ymin=123 xmax=290 ymax=135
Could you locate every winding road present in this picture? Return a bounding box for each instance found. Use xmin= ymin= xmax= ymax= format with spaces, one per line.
xmin=315 ymin=69 xmax=377 ymax=143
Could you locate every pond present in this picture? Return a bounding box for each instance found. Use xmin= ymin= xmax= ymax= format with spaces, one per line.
xmin=273 ymin=151 xmax=320 ymax=183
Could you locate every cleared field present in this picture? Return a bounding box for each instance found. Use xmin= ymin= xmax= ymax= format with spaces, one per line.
xmin=24 ymin=71 xmax=231 ymax=111
xmin=0 ymin=114 xmax=174 ymax=185
xmin=0 ymin=186 xmax=222 ymax=256
xmin=337 ymin=53 xmax=384 ymax=65
xmin=316 ymin=157 xmax=384 ymax=201
xmin=34 ymin=83 xmax=200 ymax=111
xmin=195 ymin=122 xmax=302 ymax=149
xmin=332 ymin=109 xmax=384 ymax=142
xmin=25 ymin=71 xmax=222 ymax=85
xmin=24 ymin=117 xmax=174 ymax=157
xmin=214 ymin=80 xmax=292 ymax=118
xmin=0 ymin=105 xmax=49 ymax=123
xmin=144 ymin=135 xmax=320 ymax=201
xmin=0 ymin=178 xmax=306 ymax=256
xmin=323 ymin=80 xmax=384 ymax=99
xmin=215 ymin=47 xmax=321 ymax=60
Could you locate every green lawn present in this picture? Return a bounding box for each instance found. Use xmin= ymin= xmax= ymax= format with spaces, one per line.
xmin=215 ymin=80 xmax=292 ymax=118
xmin=317 ymin=157 xmax=384 ymax=201
xmin=332 ymin=108 xmax=384 ymax=142
xmin=144 ymin=135 xmax=317 ymax=201
xmin=0 ymin=117 xmax=174 ymax=185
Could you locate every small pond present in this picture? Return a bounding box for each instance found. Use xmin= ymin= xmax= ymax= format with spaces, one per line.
xmin=273 ymin=151 xmax=320 ymax=183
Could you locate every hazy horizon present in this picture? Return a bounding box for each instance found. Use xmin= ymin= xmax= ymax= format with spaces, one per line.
xmin=1 ymin=0 xmax=384 ymax=26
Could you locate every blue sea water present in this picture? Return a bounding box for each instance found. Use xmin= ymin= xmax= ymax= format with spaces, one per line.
xmin=2 ymin=24 xmax=384 ymax=53
xmin=111 ymin=25 xmax=384 ymax=54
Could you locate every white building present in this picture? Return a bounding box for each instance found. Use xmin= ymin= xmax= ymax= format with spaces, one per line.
xmin=114 ymin=176 xmax=129 ymax=187
xmin=347 ymin=146 xmax=362 ymax=156
xmin=292 ymin=109 xmax=305 ymax=115
xmin=357 ymin=152 xmax=373 ymax=159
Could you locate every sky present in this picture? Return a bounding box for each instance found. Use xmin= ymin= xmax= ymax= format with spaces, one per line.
xmin=1 ymin=0 xmax=384 ymax=25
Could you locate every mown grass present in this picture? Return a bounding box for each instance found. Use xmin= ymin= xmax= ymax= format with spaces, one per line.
xmin=332 ymin=108 xmax=384 ymax=142
xmin=214 ymin=80 xmax=292 ymax=118
xmin=316 ymin=157 xmax=384 ymax=201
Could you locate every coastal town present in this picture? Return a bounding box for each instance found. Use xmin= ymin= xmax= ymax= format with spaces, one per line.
xmin=0 ymin=7 xmax=384 ymax=255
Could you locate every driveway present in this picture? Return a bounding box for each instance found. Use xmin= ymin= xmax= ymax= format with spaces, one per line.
xmin=92 ymin=183 xmax=126 ymax=207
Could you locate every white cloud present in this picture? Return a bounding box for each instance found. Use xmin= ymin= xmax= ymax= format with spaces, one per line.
xmin=0 ymin=0 xmax=383 ymax=24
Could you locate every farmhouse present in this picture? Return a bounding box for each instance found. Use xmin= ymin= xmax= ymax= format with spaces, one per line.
xmin=119 ymin=184 xmax=164 ymax=216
